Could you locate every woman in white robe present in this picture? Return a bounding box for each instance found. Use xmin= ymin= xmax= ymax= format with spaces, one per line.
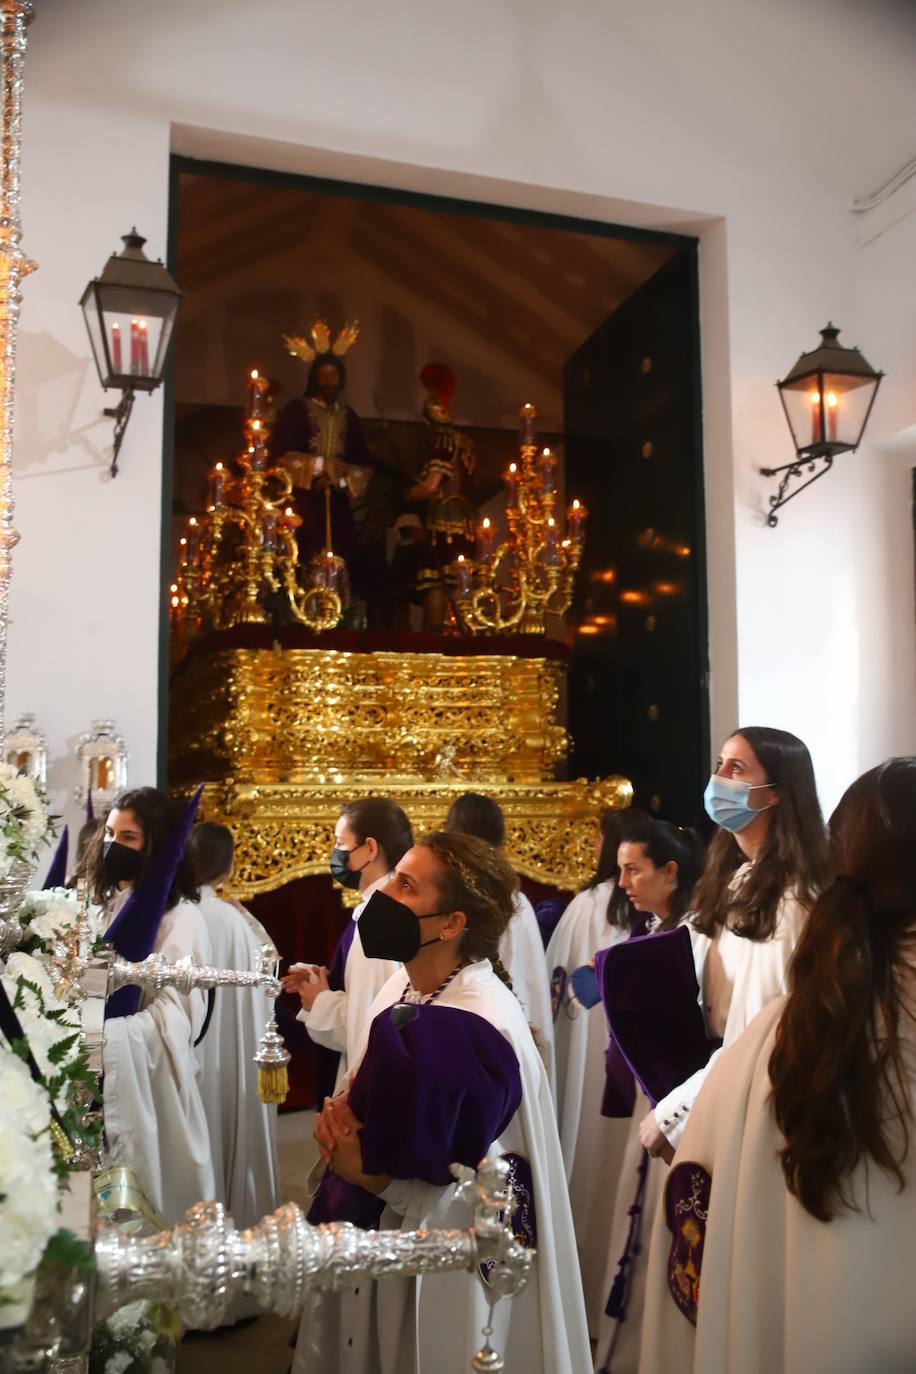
xmin=294 ymin=831 xmax=591 ymax=1374
xmin=640 ymin=728 xmax=828 ymax=1154
xmin=187 ymin=821 xmax=281 ymax=1230
xmin=546 ymin=806 xmax=644 ymax=1334
xmin=640 ymin=757 xmax=916 ymax=1374
xmin=282 ymin=797 xmax=413 ymax=1093
xmin=444 ymin=792 xmax=555 ymax=1085
xmin=594 ymin=820 xmax=705 ymax=1374
xmin=96 ymin=787 xmax=214 ymax=1226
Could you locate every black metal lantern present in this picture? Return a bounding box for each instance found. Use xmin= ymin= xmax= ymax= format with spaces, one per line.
xmin=761 ymin=323 xmax=883 ymax=526
xmin=80 ymin=229 xmax=184 ymax=476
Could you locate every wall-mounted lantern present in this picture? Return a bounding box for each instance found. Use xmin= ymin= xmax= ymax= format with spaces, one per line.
xmin=761 ymin=323 xmax=883 ymax=526
xmin=80 ymin=229 xmax=184 ymax=477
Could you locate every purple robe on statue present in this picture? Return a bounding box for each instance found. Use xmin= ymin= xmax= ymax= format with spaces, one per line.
xmin=268 ymin=396 xmax=374 ymax=578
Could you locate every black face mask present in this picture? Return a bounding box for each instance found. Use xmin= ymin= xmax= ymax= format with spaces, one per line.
xmin=358 ymin=889 xmax=449 ymax=963
xmin=329 ymin=844 xmax=367 ymax=890
xmin=102 ymin=840 xmax=143 ymax=885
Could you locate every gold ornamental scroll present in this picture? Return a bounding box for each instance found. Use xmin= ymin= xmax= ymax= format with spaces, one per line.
xmin=170 ymin=644 xmax=632 ymax=897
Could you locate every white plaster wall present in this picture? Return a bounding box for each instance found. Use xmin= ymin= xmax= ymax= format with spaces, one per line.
xmin=11 ymin=0 xmax=916 ymax=861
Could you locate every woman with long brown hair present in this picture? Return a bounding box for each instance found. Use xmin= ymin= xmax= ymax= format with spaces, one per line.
xmin=640 ymin=756 xmax=916 ymax=1373
xmin=293 ymin=830 xmax=590 ymax=1374
xmin=639 ymin=726 xmax=828 ymax=1158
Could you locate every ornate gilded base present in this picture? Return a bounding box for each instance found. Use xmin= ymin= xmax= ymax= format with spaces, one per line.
xmin=170 ymin=640 xmax=632 ymax=895
xmin=198 ymin=776 xmax=631 ymax=897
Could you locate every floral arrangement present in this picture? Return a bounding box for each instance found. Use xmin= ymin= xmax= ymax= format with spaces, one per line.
xmin=89 ymin=1299 xmax=177 ymax=1374
xmin=0 ymin=762 xmax=55 ymax=879
xmin=0 ymin=1048 xmax=59 ymax=1325
xmin=16 ymin=885 xmax=106 ymax=954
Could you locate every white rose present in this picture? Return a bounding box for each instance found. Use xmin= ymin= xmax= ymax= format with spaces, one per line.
xmin=104 ymin=1352 xmax=133 ymax=1374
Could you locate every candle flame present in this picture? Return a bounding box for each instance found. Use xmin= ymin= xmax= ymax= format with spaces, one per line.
xmin=542 ymin=447 xmax=551 ymax=457
xmin=248 ymin=445 xmax=255 ymax=453
xmin=327 ymin=549 xmax=334 ymax=558
xmin=170 ymin=583 xmax=178 ymax=593
xmin=826 ymin=391 xmax=838 ymax=408
xmin=251 ymin=419 xmax=261 ymax=431
xmin=171 ymin=595 xmax=179 ymax=607
xmin=188 ymin=517 xmax=198 ymax=526
xmin=207 ymin=505 xmax=215 ymax=513
xmin=547 ymin=516 xmax=556 ymax=527
xmin=482 ymin=517 xmax=491 ymax=529
xmin=810 ymin=391 xmax=820 ymax=405
xmin=215 ymin=461 xmax=223 ymax=471
xmin=179 ymin=537 xmax=187 ymax=546
xmin=112 ymin=322 xmax=120 ymax=332
xmin=285 ymin=507 xmax=293 ymax=516
xmin=509 ymin=462 xmax=517 ymax=474
xmin=138 ymin=319 xmax=147 ymax=332
xmin=457 ymin=554 xmax=465 ymax=563
xmin=250 ymin=369 xmax=259 ymax=379
xmin=561 ymin=538 xmax=571 ymax=547
xmin=572 ymin=499 xmax=581 ymax=510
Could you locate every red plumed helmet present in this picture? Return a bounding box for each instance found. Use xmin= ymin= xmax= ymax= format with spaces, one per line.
xmin=420 ymin=362 xmax=457 ymax=406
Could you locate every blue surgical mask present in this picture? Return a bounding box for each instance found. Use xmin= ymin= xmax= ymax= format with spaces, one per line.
xmin=703 ymin=775 xmax=774 ymax=834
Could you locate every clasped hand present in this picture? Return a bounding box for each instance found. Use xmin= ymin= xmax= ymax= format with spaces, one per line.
xmin=280 ymin=963 xmax=329 ymax=1012
xmin=314 ymin=1089 xmax=391 ymax=1196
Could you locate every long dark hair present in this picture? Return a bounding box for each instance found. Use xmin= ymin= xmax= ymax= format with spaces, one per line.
xmin=418 ymin=830 xmax=516 ymax=991
xmin=445 ymin=792 xmax=505 ymax=849
xmin=692 ymin=726 xmax=829 ymax=941
xmin=340 ymin=797 xmax=413 ymax=872
xmin=587 ymin=807 xmax=650 ymax=929
xmin=769 ymin=757 xmax=916 ymax=1222
xmin=89 ymin=787 xmax=198 ymax=910
xmin=618 ymin=819 xmax=705 ymax=931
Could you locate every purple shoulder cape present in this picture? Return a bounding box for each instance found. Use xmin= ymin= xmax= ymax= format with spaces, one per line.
xmin=308 ymin=1001 xmax=522 ymax=1228
xmin=597 ymin=924 xmax=712 ymax=1108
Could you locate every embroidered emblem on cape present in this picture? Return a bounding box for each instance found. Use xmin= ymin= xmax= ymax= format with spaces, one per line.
xmin=550 ymin=966 xmax=567 ymax=1022
xmin=478 ymin=1152 xmax=536 ymax=1287
xmin=664 ymin=1161 xmax=711 ymax=1325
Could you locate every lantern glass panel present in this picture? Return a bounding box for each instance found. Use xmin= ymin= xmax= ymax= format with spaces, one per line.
xmin=780 ymin=370 xmax=879 ymax=452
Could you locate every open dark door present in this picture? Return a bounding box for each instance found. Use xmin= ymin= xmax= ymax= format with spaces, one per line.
xmin=564 ymin=249 xmax=708 ymax=823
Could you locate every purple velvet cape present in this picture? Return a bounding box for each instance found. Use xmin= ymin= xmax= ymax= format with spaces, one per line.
xmin=43 ymin=825 xmax=69 ymax=889
xmin=596 ymin=924 xmax=712 ymax=1111
xmin=103 ymin=787 xmax=203 ymax=1020
xmin=308 ymin=1001 xmax=522 ymax=1229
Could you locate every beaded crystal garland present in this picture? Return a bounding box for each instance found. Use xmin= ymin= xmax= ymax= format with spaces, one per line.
xmin=0 ymin=0 xmax=35 ymax=734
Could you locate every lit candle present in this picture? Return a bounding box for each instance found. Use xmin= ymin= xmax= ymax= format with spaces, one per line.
xmin=477 ymin=516 xmax=494 ymax=559
xmin=567 ymin=497 xmax=586 ymax=539
xmin=826 ymin=390 xmax=838 ymax=442
xmin=545 ymin=516 xmax=559 ymax=565
xmin=810 ymin=391 xmax=822 ymax=445
xmin=539 ymin=446 xmax=556 ymax=493
xmin=261 ymin=509 xmax=277 ymax=548
xmin=187 ymin=516 xmax=201 ymax=560
xmin=137 ymin=319 xmax=149 ymax=374
xmin=519 ymin=402 xmax=537 ymax=445
xmin=505 ymin=461 xmax=518 ymax=506
xmin=324 ymin=551 xmax=340 ymax=591
xmin=209 ymin=461 xmax=226 ymax=507
xmin=130 ymin=319 xmax=139 ymax=374
xmin=248 ymin=368 xmax=269 ymax=420
xmin=454 ymin=553 xmax=471 ymax=595
xmin=111 ymin=322 xmax=122 ymax=373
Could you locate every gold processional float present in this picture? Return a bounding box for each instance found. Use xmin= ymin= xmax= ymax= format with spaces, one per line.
xmin=169 ymin=379 xmax=631 ymax=895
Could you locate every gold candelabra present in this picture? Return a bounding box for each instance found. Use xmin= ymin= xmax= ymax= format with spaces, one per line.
xmin=169 ymin=370 xmax=343 ymax=654
xmin=450 ymin=403 xmax=587 ymax=635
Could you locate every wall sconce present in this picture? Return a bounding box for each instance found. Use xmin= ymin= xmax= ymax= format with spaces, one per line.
xmin=2 ymin=713 xmax=47 ymax=788
xmin=79 ymin=229 xmax=184 ymax=477
xmin=74 ymin=719 xmax=128 ymax=810
xmin=761 ymin=323 xmax=883 ymax=526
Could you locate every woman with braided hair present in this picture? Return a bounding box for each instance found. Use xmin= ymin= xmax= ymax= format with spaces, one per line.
xmin=293 ymin=830 xmax=590 ymax=1374
xmin=640 ymin=757 xmax=916 ymax=1373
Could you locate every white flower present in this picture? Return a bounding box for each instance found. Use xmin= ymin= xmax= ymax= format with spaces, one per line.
xmin=18 ymin=888 xmax=105 ymax=949
xmin=104 ymin=1352 xmax=133 ymax=1374
xmin=0 ymin=959 xmax=81 ymax=1112
xmin=0 ymin=1049 xmax=58 ymax=1294
xmin=104 ymin=1300 xmax=150 ymax=1339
